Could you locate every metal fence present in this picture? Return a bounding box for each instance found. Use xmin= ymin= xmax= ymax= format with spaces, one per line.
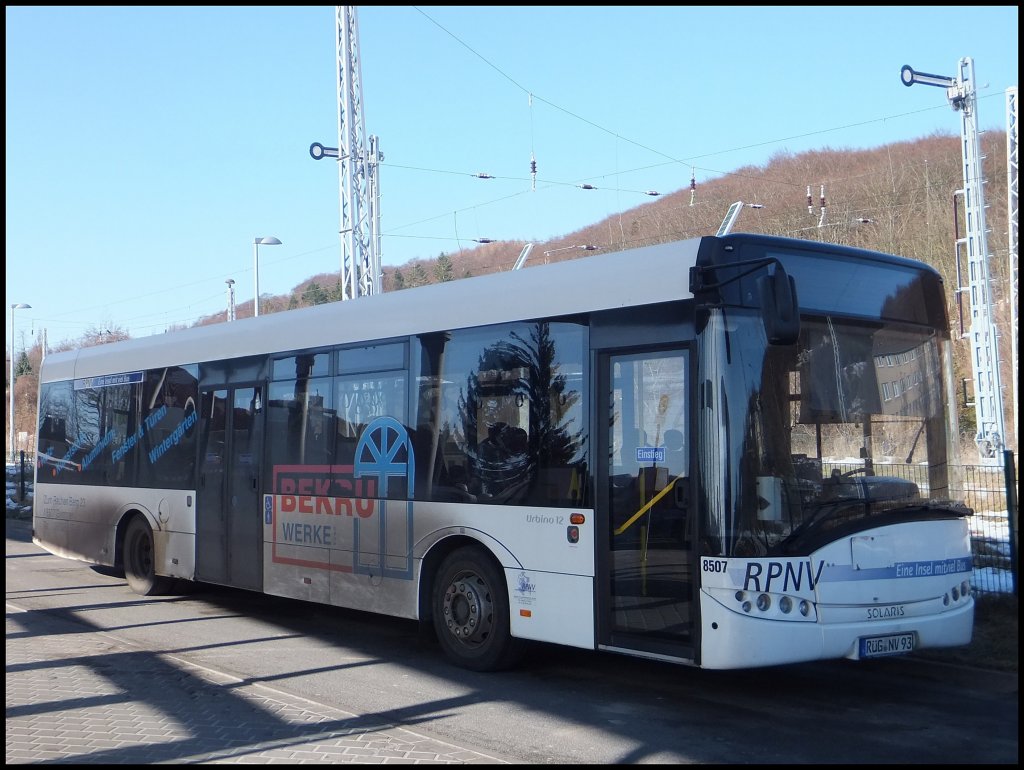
xmin=959 ymin=453 xmax=1018 ymax=596
xmin=825 ymin=452 xmax=1019 ymax=596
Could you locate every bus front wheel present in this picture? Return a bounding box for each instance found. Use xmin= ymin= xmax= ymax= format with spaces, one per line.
xmin=123 ymin=515 xmax=174 ymax=596
xmin=432 ymin=546 xmax=524 ymax=672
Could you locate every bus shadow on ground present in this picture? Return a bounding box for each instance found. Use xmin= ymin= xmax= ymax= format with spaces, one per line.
xmin=6 ymin=600 xmax=496 ymax=764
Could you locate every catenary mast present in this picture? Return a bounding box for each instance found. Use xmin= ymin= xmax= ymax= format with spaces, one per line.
xmin=902 ymin=57 xmax=1007 ymax=463
xmin=311 ymin=6 xmax=382 ymax=299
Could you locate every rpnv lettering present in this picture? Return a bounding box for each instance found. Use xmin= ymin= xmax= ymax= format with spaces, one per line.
xmin=743 ymin=559 xmax=825 ymax=592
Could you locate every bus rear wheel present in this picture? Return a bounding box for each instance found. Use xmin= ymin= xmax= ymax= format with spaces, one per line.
xmin=432 ymin=545 xmax=524 ymax=672
xmin=123 ymin=515 xmax=174 ymax=596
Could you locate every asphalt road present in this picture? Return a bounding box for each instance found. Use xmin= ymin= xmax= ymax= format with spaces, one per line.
xmin=6 ymin=517 xmax=1019 ymax=764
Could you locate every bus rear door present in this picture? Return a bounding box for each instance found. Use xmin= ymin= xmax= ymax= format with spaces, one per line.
xmin=196 ymin=385 xmax=264 ymax=591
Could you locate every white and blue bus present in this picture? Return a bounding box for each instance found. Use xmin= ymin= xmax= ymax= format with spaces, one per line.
xmin=32 ymin=233 xmax=974 ymax=671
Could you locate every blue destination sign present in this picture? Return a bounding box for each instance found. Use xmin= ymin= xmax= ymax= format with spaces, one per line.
xmin=74 ymin=371 xmax=143 ymax=390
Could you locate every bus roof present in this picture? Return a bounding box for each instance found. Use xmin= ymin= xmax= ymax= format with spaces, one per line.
xmin=42 ymin=236 xmax=706 ymax=383
xmin=41 ymin=232 xmax=943 ymax=384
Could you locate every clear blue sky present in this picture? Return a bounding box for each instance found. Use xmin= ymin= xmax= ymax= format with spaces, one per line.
xmin=5 ymin=5 xmax=1019 ymax=345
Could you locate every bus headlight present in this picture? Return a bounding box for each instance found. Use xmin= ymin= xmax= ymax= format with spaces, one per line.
xmin=709 ymin=587 xmax=816 ymax=621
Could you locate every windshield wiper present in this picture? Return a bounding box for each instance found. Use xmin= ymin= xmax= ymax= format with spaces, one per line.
xmin=779 ymin=497 xmax=870 ymax=553
xmin=781 ymin=499 xmax=970 ymax=554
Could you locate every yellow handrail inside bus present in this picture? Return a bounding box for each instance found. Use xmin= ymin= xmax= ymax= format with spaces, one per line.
xmin=613 ymin=475 xmax=680 ymax=536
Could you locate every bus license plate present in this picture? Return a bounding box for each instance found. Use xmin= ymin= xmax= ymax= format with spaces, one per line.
xmin=859 ymin=632 xmax=915 ymax=658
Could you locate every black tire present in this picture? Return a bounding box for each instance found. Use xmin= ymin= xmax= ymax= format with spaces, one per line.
xmin=432 ymin=545 xmax=525 ymax=672
xmin=123 ymin=515 xmax=174 ymax=596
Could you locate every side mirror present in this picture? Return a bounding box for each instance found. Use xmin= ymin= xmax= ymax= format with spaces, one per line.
xmin=758 ymin=268 xmax=800 ymax=345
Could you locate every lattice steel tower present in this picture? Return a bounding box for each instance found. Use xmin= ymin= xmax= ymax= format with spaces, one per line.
xmin=1007 ymin=86 xmax=1018 ymax=452
xmin=311 ymin=6 xmax=382 ymax=300
xmin=902 ymin=57 xmax=1007 ymax=463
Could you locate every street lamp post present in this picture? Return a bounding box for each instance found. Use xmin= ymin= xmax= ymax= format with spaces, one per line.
xmin=9 ymin=302 xmax=31 ymax=465
xmin=253 ymin=236 xmax=282 ymax=317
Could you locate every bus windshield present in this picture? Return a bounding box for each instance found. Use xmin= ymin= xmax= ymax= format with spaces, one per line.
xmin=698 ymin=308 xmax=958 ymax=559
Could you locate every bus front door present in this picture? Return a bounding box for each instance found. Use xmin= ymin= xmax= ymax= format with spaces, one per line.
xmin=196 ymin=385 xmax=264 ymax=591
xmin=599 ymin=349 xmax=695 ymax=659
